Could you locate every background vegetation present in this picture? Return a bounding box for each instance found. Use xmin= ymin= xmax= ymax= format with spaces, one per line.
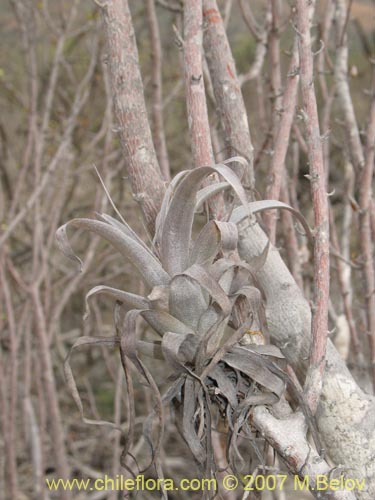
xmin=0 ymin=1 xmax=374 ymax=499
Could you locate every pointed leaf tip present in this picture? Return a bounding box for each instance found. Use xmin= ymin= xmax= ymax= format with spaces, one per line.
xmin=56 ymin=223 xmax=83 ymax=272
xmin=57 ymin=218 xmax=170 ymax=287
xmin=161 ymin=163 xmax=248 ymax=275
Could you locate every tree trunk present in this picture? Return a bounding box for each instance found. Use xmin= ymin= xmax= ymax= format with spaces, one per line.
xmin=100 ymin=0 xmax=166 ymax=234
xmin=98 ymin=1 xmax=375 ymax=497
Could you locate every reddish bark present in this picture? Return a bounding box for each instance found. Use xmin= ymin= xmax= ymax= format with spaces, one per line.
xmin=296 ymin=0 xmax=330 ymax=414
xmin=183 ymin=0 xmax=225 ymax=219
xmin=264 ymin=44 xmax=300 ymax=241
xmin=183 ymin=0 xmax=214 ymax=168
xmin=203 ymin=0 xmax=254 ymax=189
xmin=359 ymin=73 xmax=375 ymax=386
xmin=99 ymin=0 xmax=166 ymax=234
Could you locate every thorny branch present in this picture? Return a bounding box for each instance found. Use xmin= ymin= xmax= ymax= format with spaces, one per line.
xmin=1 ymin=1 xmax=375 ymax=499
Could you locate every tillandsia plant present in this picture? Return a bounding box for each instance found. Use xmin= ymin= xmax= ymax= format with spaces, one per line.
xmin=56 ymin=158 xmax=313 ymax=488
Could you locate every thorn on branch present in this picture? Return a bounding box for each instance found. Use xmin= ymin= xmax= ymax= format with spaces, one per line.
xmin=172 ymin=24 xmax=184 ymax=49
xmin=312 ymin=39 xmax=325 ymax=57
xmin=111 ymin=126 xmax=124 ymax=133
xmin=279 ymin=340 xmax=291 ymax=350
xmin=348 ymin=195 xmax=360 ymax=211
xmin=133 ymin=192 xmax=146 ymax=203
xmin=191 ymin=74 xmax=202 ymax=84
xmin=328 ymin=326 xmax=336 ymax=336
xmin=287 ymin=66 xmax=300 ymax=77
xmin=297 ymin=109 xmax=308 ymax=122
xmin=320 ymin=130 xmax=331 ymax=142
xmin=290 ymin=20 xmax=302 ymax=38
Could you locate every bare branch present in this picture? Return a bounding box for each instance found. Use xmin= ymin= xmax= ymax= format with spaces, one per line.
xmin=98 ymin=0 xmax=166 ymax=233
xmin=146 ymin=0 xmax=171 ymax=180
xmin=359 ymin=70 xmax=375 ymax=387
xmin=203 ymin=0 xmax=255 ymax=189
xmin=183 ymin=0 xmax=225 ymax=218
xmin=264 ymin=43 xmax=300 ymax=241
xmin=296 ymin=0 xmax=330 ymax=415
xmin=183 ymin=0 xmax=214 ymax=168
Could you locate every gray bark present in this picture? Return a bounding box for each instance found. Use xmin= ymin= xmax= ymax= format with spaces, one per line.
xmin=238 ymin=220 xmax=375 ymax=500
